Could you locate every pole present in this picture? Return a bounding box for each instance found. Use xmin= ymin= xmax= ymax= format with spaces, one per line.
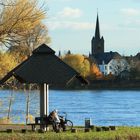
xmin=40 ymin=83 xmax=49 ymax=130
xmin=7 ymin=89 xmax=13 ymax=120
xmin=46 ymin=84 xmax=49 ymax=116
xmin=26 ymin=84 xmax=30 ymax=124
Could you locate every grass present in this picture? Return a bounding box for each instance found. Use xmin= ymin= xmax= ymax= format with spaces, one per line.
xmin=0 ymin=126 xmax=140 ymax=140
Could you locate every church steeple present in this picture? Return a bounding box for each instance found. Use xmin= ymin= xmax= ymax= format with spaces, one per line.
xmin=95 ymin=14 xmax=100 ymax=39
xmin=91 ymin=13 xmax=104 ymax=55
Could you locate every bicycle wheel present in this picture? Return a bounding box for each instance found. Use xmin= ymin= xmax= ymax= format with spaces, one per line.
xmin=65 ymin=120 xmax=73 ymax=131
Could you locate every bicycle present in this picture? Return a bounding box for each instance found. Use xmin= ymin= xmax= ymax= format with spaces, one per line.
xmin=58 ymin=112 xmax=73 ymax=131
xmin=47 ymin=111 xmax=73 ymax=132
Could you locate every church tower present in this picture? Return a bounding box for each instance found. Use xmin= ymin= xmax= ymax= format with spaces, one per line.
xmin=91 ymin=14 xmax=104 ymax=55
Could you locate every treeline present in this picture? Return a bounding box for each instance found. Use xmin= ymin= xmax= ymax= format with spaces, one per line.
xmin=0 ymin=51 xmax=140 ymax=89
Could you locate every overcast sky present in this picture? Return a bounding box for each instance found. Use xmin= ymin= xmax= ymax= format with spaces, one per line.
xmin=44 ymin=0 xmax=140 ymax=56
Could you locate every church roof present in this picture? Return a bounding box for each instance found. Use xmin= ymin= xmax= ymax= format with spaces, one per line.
xmin=94 ymin=52 xmax=121 ymax=64
xmin=95 ymin=14 xmax=100 ymax=39
xmin=135 ymin=52 xmax=140 ymax=60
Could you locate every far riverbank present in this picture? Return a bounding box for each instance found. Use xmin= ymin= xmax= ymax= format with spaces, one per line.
xmin=52 ymin=79 xmax=140 ymax=90
xmin=0 ymin=79 xmax=140 ymax=90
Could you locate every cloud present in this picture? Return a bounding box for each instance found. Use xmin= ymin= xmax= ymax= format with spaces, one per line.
xmin=120 ymin=8 xmax=140 ymax=16
xmin=46 ymin=7 xmax=90 ymax=30
xmin=58 ymin=7 xmax=83 ymax=18
xmin=119 ymin=8 xmax=140 ymax=29
xmin=46 ymin=21 xmax=94 ymax=30
xmin=118 ymin=19 xmax=140 ymax=30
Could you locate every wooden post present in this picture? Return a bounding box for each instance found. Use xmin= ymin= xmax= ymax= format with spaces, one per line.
xmin=40 ymin=83 xmax=49 ymax=131
xmin=46 ymin=84 xmax=49 ymax=116
xmin=26 ymin=84 xmax=30 ymax=124
xmin=7 ymin=89 xmax=14 ymax=120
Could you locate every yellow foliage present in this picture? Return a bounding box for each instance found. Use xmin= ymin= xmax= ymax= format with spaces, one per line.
xmin=9 ymin=45 xmax=29 ymax=63
xmin=0 ymin=52 xmax=18 ymax=79
xmin=0 ymin=117 xmax=12 ymax=124
xmin=26 ymin=114 xmax=34 ymax=123
xmin=2 ymin=0 xmax=45 ymax=33
xmin=62 ymin=54 xmax=90 ymax=77
xmin=0 ymin=0 xmax=47 ymax=47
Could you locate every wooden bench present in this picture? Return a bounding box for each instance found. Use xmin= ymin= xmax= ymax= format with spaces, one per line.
xmin=27 ymin=123 xmax=50 ymax=131
xmin=27 ymin=123 xmax=38 ymax=131
xmin=27 ymin=117 xmax=52 ymax=131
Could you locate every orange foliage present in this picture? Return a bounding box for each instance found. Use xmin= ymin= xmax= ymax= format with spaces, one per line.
xmin=103 ymin=72 xmax=116 ymax=80
xmin=90 ymin=64 xmax=103 ymax=79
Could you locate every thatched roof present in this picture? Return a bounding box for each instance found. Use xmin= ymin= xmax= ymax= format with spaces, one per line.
xmin=0 ymin=44 xmax=88 ymax=85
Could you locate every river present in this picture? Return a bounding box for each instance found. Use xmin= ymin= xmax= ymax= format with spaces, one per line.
xmin=0 ymin=90 xmax=140 ymax=126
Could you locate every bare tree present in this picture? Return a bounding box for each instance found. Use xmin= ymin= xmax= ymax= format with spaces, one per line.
xmin=110 ymin=58 xmax=130 ymax=76
xmin=20 ymin=23 xmax=51 ymax=56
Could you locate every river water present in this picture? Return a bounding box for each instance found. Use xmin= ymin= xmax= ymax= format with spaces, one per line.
xmin=0 ymin=90 xmax=140 ymax=126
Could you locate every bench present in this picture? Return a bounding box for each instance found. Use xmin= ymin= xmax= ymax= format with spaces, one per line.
xmin=27 ymin=117 xmax=52 ymax=131
xmin=27 ymin=123 xmax=38 ymax=131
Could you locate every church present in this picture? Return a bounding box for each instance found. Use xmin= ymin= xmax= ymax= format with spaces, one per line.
xmin=89 ymin=14 xmax=129 ymax=76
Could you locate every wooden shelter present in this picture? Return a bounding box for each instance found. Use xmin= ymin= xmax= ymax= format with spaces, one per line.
xmin=0 ymin=44 xmax=88 ymax=130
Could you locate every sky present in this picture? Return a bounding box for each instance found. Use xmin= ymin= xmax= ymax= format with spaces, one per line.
xmin=43 ymin=0 xmax=140 ymax=56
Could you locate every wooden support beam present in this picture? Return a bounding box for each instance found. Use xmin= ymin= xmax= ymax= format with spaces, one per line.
xmin=40 ymin=83 xmax=49 ymax=131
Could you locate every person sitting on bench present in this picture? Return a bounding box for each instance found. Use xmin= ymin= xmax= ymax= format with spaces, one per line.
xmin=47 ymin=109 xmax=60 ymax=131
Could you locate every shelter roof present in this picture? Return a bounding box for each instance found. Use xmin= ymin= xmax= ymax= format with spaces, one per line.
xmin=0 ymin=44 xmax=88 ymax=85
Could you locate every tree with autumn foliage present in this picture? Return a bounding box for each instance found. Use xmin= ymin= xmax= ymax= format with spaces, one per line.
xmin=62 ymin=54 xmax=90 ymax=77
xmin=0 ymin=0 xmax=50 ymax=58
xmin=0 ymin=51 xmax=18 ymax=79
xmin=90 ymin=63 xmax=103 ymax=79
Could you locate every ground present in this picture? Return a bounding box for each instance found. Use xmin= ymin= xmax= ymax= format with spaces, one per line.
xmin=0 ymin=125 xmax=140 ymax=140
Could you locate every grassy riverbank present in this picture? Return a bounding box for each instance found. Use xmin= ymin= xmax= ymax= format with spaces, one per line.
xmin=0 ymin=126 xmax=140 ymax=140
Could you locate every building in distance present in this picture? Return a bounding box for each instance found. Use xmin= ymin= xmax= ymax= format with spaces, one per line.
xmin=89 ymin=14 xmax=130 ymax=76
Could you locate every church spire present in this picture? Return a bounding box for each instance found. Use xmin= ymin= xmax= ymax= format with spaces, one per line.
xmin=91 ymin=12 xmax=104 ymax=55
xmin=95 ymin=13 xmax=100 ymax=39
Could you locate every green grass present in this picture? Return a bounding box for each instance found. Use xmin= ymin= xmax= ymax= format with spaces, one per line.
xmin=0 ymin=127 xmax=140 ymax=140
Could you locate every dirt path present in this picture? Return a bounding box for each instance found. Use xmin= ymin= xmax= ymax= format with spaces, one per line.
xmin=0 ymin=124 xmax=31 ymax=131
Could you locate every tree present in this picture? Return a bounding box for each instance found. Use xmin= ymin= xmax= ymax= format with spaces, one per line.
xmin=0 ymin=52 xmax=17 ymax=79
xmin=90 ymin=64 xmax=103 ymax=79
xmin=129 ymin=62 xmax=140 ymax=80
xmin=22 ymin=23 xmax=51 ymax=55
xmin=0 ymin=0 xmax=50 ymax=53
xmin=62 ymin=54 xmax=90 ymax=77
xmin=8 ymin=23 xmax=51 ymax=62
xmin=109 ymin=58 xmax=130 ymax=76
